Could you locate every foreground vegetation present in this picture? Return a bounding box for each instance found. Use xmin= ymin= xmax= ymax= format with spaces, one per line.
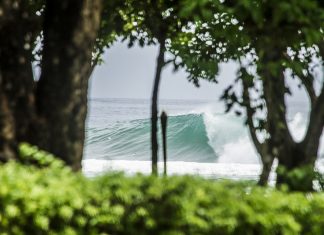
xmin=1 ymin=0 xmax=323 ymax=190
xmin=0 ymin=144 xmax=323 ymax=234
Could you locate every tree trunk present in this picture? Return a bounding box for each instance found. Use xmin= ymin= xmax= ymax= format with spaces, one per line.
xmin=240 ymin=65 xmax=274 ymax=186
xmin=0 ymin=89 xmax=16 ymax=161
xmin=260 ymin=49 xmax=318 ymax=191
xmin=258 ymin=153 xmax=274 ymax=186
xmin=276 ymin=145 xmax=315 ymax=191
xmin=0 ymin=43 xmax=35 ymax=142
xmin=35 ymin=0 xmax=102 ymax=170
xmin=151 ymin=42 xmax=165 ymax=175
xmin=0 ymin=0 xmax=38 ymax=160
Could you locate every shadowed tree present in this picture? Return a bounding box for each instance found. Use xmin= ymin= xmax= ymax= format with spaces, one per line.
xmin=224 ymin=0 xmax=323 ymax=191
xmin=171 ymin=0 xmax=323 ymax=190
xmin=0 ymin=0 xmax=102 ymax=169
xmin=0 ymin=0 xmax=42 ymax=161
xmin=35 ymin=0 xmax=102 ymax=170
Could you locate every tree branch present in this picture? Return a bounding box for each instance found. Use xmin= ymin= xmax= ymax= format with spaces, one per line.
xmin=302 ymin=77 xmax=324 ymax=159
xmin=164 ymin=59 xmax=174 ymax=66
xmin=302 ymin=42 xmax=324 ymax=159
xmin=241 ymin=73 xmax=264 ymax=156
xmin=261 ymin=58 xmax=294 ymax=147
xmin=300 ymin=72 xmax=316 ymax=106
xmin=241 ymin=69 xmax=274 ymax=186
xmin=88 ymin=56 xmax=99 ymax=78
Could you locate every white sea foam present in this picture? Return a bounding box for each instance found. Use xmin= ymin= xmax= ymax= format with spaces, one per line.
xmin=202 ymin=110 xmax=260 ymax=164
xmin=218 ymin=137 xmax=260 ymax=164
xmin=202 ymin=111 xmax=324 ymax=164
xmin=82 ymin=159 xmax=263 ymax=180
xmin=83 ymin=159 xmax=324 ymax=186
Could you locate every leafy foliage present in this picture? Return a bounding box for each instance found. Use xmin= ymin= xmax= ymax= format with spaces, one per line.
xmin=19 ymin=142 xmax=65 ymax=169
xmin=93 ymin=0 xmax=227 ymax=84
xmin=167 ymin=0 xmax=323 ymax=190
xmin=277 ymin=165 xmax=317 ymax=192
xmin=0 ymin=144 xmax=324 ymax=234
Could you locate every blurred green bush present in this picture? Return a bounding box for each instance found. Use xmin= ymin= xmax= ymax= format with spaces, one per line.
xmin=0 ymin=143 xmax=323 ymax=234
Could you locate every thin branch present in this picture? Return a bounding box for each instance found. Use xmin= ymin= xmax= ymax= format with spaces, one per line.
xmin=241 ymin=74 xmax=264 ymax=155
xmin=88 ymin=55 xmax=100 ymax=78
xmin=302 ymin=42 xmax=324 ymax=153
xmin=164 ymin=59 xmax=174 ymax=66
xmin=302 ymin=68 xmax=324 ymax=159
xmin=300 ymin=72 xmax=316 ymax=106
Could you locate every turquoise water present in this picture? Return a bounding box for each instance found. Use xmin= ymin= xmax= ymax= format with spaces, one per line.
xmin=83 ymin=98 xmax=323 ymax=178
xmin=84 ymin=99 xmax=253 ymax=162
xmin=86 ymin=114 xmax=216 ymax=162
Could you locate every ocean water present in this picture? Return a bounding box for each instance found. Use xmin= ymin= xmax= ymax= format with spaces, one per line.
xmin=83 ymin=98 xmax=324 ymax=180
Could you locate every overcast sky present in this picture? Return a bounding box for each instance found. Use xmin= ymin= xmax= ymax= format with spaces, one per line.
xmin=89 ymin=41 xmax=313 ymax=105
xmin=89 ymin=41 xmax=239 ymax=101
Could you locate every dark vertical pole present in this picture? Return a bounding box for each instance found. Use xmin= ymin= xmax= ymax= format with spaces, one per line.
xmin=160 ymin=111 xmax=168 ymax=176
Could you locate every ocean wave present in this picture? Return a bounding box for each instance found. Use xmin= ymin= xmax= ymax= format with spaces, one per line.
xmin=86 ymin=113 xmax=217 ymax=162
xmin=85 ymin=111 xmax=324 ymax=163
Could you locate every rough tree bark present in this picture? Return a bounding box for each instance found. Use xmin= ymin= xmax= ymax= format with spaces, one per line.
xmin=301 ymin=43 xmax=324 ymax=164
xmin=273 ymin=52 xmax=323 ymax=191
xmin=0 ymin=89 xmax=16 ymax=161
xmin=242 ymin=43 xmax=323 ymax=190
xmin=0 ymin=0 xmax=38 ymax=160
xmin=258 ymin=46 xmax=323 ymax=191
xmin=34 ymin=0 xmax=102 ymax=170
xmin=151 ymin=41 xmax=165 ymax=175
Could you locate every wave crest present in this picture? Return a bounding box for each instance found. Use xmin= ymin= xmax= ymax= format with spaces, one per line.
xmin=85 ymin=111 xmax=323 ymax=163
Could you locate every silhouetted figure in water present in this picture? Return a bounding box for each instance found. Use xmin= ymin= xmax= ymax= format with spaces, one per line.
xmin=161 ymin=111 xmax=168 ymax=176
